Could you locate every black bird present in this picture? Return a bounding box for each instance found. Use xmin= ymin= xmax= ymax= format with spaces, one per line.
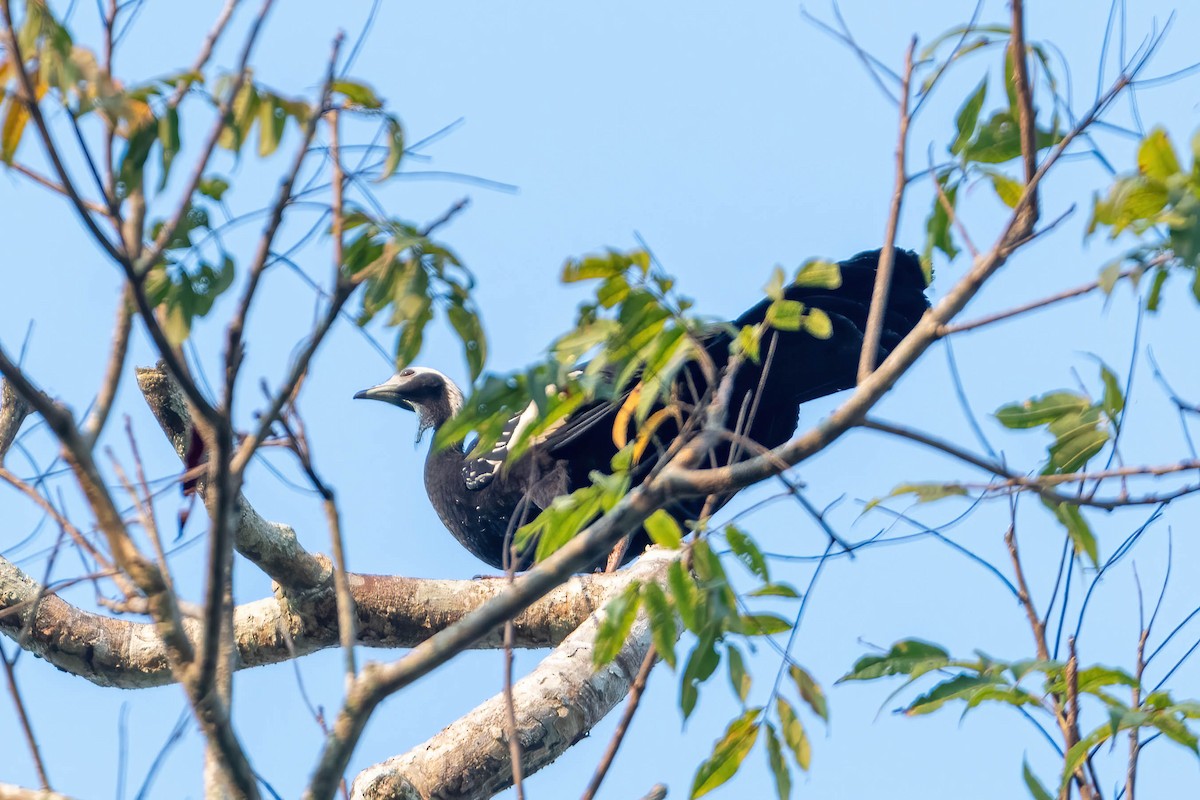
xmin=355 ymin=249 xmax=929 ymax=570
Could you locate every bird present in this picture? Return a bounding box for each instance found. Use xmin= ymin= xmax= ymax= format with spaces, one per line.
xmin=355 ymin=248 xmax=929 ymax=571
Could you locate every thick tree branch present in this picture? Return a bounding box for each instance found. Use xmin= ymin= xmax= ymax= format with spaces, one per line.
xmin=304 ymin=511 xmax=669 ymax=800
xmin=349 ymin=551 xmax=674 ymax=800
xmin=0 ymin=784 xmax=76 ymax=800
xmin=136 ymin=364 xmax=329 ymax=589
xmin=0 ymin=379 xmax=32 ymax=464
xmin=0 ymin=554 xmax=646 ymax=689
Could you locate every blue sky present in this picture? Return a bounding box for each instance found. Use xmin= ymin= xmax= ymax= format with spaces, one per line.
xmin=3 ymin=1 xmax=1200 ymax=797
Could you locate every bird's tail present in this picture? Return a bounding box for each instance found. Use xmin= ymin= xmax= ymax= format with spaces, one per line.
xmin=722 ymin=248 xmax=929 ymax=445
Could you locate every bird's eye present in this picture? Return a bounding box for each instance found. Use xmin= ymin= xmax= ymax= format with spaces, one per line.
xmin=400 ymin=368 xmax=415 ymax=377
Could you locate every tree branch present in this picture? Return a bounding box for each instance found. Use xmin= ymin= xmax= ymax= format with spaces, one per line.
xmin=349 ymin=552 xmax=674 ymax=800
xmin=857 ymin=36 xmax=914 ymax=382
xmin=0 ymin=553 xmax=648 ymax=689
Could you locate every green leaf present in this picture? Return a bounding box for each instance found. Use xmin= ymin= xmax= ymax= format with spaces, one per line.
xmin=1075 ymin=665 xmax=1139 ymax=694
xmin=727 ymin=645 xmax=751 ymax=703
xmin=1146 ymin=267 xmax=1168 ymax=311
xmin=793 ymin=259 xmax=841 ymax=289
xmin=739 ymin=613 xmax=792 ymax=636
xmin=775 ymin=697 xmax=811 ymax=771
xmin=1138 ymin=128 xmax=1181 ymax=181
xmin=748 ymin=582 xmax=801 ymax=599
xmin=157 ymin=107 xmax=181 ymax=190
xmin=1098 ymin=363 xmax=1125 ymax=425
xmin=725 ymin=524 xmax=768 ymax=580
xmin=117 ymin=121 xmax=158 ymax=194
xmin=867 ymin=482 xmax=968 ymax=511
xmin=1045 ymin=499 xmax=1099 ymax=567
xmin=198 ymin=176 xmax=230 ymax=201
xmin=802 ymin=308 xmax=833 ymax=339
xmin=764 ymin=266 xmax=786 ymax=300
xmin=218 ymin=83 xmax=259 ymax=152
xmin=764 ymin=723 xmax=792 ymax=800
xmin=983 ymin=168 xmax=1023 ymax=208
xmin=924 ymin=172 xmax=960 ymax=262
xmin=641 ymin=581 xmax=677 ymax=669
xmin=690 ymin=708 xmax=761 ymax=799
xmin=257 ymin=95 xmax=284 ymax=157
xmin=1045 ymin=426 xmax=1107 ymax=474
xmin=962 ymin=111 xmax=1062 ymax=164
xmin=379 ymin=115 xmax=405 ymax=180
xmin=332 ymin=79 xmax=382 ymax=109
xmin=447 ymin=301 xmax=486 ymax=381
xmin=733 ymin=324 xmax=762 ymax=363
xmin=163 ymin=301 xmax=191 ymax=346
xmin=765 ymin=299 xmax=805 ymax=331
xmin=904 ymin=674 xmax=1000 ymax=715
xmin=681 ymin=635 xmax=719 ymax=719
xmin=840 ymin=639 xmax=950 ymax=682
xmin=669 ymin=560 xmax=701 ymax=633
xmin=788 ymin=665 xmax=829 ymax=723
xmin=995 ymin=391 xmax=1091 ymax=428
xmin=644 ymin=509 xmax=683 ymax=549
xmin=951 ymin=77 xmax=987 ymax=155
xmin=561 ymin=250 xmax=647 ymax=283
xmin=0 ymin=90 xmax=31 ymax=164
xmin=1022 ymin=759 xmax=1054 ymax=800
xmin=593 ymin=581 xmax=642 ymax=668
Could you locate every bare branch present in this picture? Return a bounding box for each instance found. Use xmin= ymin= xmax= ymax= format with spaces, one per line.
xmin=136 ymin=364 xmax=328 ymax=589
xmin=1010 ymin=0 xmax=1041 ymax=226
xmin=1 ymin=643 xmax=51 ymax=790
xmin=858 ymin=36 xmax=915 ymax=382
xmin=0 ymin=552 xmax=651 ymax=688
xmin=0 ymin=783 xmax=76 ymax=800
xmin=82 ymin=289 xmax=134 ymax=447
xmin=940 ymin=269 xmax=1140 ymax=336
xmin=164 ymin=0 xmax=244 ymax=111
xmin=8 ymin=164 xmax=109 ymax=215
xmin=0 ymin=379 xmax=32 ymax=464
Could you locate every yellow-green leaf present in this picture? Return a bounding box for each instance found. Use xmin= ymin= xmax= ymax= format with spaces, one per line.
xmin=1138 ymin=128 xmax=1181 ymax=181
xmin=775 ymin=697 xmax=811 ymax=771
xmin=690 ymin=708 xmax=762 ymax=798
xmin=644 ymin=509 xmax=683 ymax=549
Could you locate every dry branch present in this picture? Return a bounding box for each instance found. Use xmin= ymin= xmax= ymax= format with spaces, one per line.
xmin=0 ymin=554 xmax=647 ymax=689
xmin=0 ymin=379 xmax=32 ymax=463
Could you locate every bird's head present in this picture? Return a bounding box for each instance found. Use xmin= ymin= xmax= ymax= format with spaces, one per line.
xmin=354 ymin=367 xmax=465 ymax=443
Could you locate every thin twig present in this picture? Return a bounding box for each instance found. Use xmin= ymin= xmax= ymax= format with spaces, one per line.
xmin=83 ymin=288 xmax=134 ymax=447
xmin=138 ymin=0 xmax=278 ymax=271
xmin=165 ymin=0 xmax=243 ymax=110
xmin=858 ymin=37 xmax=915 ymax=383
xmin=228 ymin=32 xmax=346 ymax=474
xmin=1010 ymin=0 xmax=1041 ymax=226
xmin=9 ymin=164 xmax=109 ymax=214
xmin=580 ymin=645 xmax=657 ymax=800
xmin=0 ymin=642 xmax=51 ymax=790
xmin=0 ymin=0 xmax=123 ymax=261
xmin=940 ymin=269 xmax=1139 ymax=336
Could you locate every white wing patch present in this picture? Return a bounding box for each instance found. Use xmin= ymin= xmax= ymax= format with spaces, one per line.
xmin=462 ymin=401 xmax=537 ymax=491
xmin=461 ymin=382 xmax=573 ymax=491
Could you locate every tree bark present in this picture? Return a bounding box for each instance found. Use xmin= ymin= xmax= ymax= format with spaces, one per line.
xmin=0 ymin=555 xmax=645 ymax=688
xmin=350 ymin=550 xmax=674 ymax=800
